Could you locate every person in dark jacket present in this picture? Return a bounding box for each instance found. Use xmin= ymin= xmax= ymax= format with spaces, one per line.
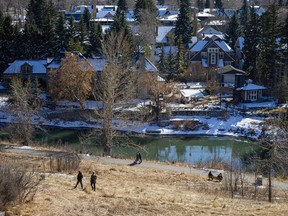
xmin=74 ymin=171 xmax=83 ymax=189
xmin=135 ymin=151 xmax=142 ymax=164
xmin=90 ymin=172 xmax=97 ymax=191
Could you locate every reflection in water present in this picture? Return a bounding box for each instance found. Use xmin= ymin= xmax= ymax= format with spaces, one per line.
xmin=158 ymin=144 xmax=233 ymax=165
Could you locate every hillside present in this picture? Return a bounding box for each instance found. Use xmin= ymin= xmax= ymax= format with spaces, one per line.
xmin=1 ymin=148 xmax=288 ymax=216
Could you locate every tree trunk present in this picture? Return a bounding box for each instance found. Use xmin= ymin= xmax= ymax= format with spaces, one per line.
xmin=268 ymin=162 xmax=272 ymax=202
xmin=102 ymin=102 xmax=113 ymax=156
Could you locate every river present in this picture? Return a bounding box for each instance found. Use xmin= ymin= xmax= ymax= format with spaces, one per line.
xmin=30 ymin=129 xmax=257 ymax=165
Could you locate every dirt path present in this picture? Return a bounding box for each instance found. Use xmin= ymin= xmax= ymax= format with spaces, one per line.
xmin=2 ymin=144 xmax=288 ymax=191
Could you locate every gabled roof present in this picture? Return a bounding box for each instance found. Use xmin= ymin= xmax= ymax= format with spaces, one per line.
xmin=217 ymin=65 xmax=246 ymax=75
xmin=190 ymin=41 xmax=208 ymax=52
xmin=156 ymin=26 xmax=174 ymax=43
xmin=145 ymin=58 xmax=158 ymax=72
xmin=214 ymin=40 xmax=233 ymax=52
xmin=236 ymin=83 xmax=267 ymax=91
xmin=4 ymin=60 xmax=47 ymax=74
xmin=96 ymin=11 xmax=116 ymax=19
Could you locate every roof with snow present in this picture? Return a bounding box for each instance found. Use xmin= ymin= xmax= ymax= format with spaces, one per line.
xmin=236 ymin=83 xmax=267 ymax=91
xmin=190 ymin=41 xmax=208 ymax=52
xmin=4 ymin=60 xmax=47 ymax=74
xmin=236 ymin=37 xmax=245 ymax=50
xmin=215 ymin=41 xmax=233 ymax=52
xmin=156 ymin=26 xmax=174 ymax=43
xmin=217 ymin=65 xmax=246 ymax=75
xmin=145 ymin=58 xmax=158 ymax=72
xmin=180 ymin=89 xmax=205 ymax=98
xmin=90 ymin=58 xmax=107 ymax=72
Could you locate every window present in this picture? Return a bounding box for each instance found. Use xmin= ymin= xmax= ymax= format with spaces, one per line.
xmin=201 ymin=52 xmax=207 ymax=58
xmin=208 ymin=48 xmax=218 ymax=53
xmin=247 ymin=90 xmax=257 ymax=101
xmin=21 ymin=64 xmax=32 ymax=74
xmin=224 ymin=61 xmax=232 ymax=66
xmin=219 ymin=52 xmax=224 ymax=58
xmin=211 ymin=53 xmax=216 ymax=64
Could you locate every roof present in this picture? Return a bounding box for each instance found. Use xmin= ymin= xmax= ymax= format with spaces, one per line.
xmin=145 ymin=58 xmax=158 ymax=72
xmin=236 ymin=37 xmax=245 ymax=50
xmin=4 ymin=60 xmax=47 ymax=74
xmin=90 ymin=58 xmax=107 ymax=72
xmin=215 ymin=41 xmax=233 ymax=52
xmin=156 ymin=26 xmax=174 ymax=43
xmin=96 ymin=11 xmax=116 ymax=18
xmin=236 ymin=83 xmax=267 ymax=91
xmin=180 ymin=89 xmax=205 ymax=98
xmin=217 ymin=65 xmax=246 ymax=75
xmin=190 ymin=41 xmax=208 ymax=52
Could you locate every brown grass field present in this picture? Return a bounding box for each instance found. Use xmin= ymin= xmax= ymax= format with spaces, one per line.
xmin=1 ymin=150 xmax=288 ymax=216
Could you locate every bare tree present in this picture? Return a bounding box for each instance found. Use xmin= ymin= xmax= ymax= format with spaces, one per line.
xmin=92 ymin=30 xmax=137 ymax=156
xmin=4 ymin=77 xmax=41 ymax=145
xmin=48 ymin=51 xmax=95 ymax=109
xmin=139 ymin=72 xmax=174 ymax=125
xmin=260 ymin=117 xmax=288 ymax=202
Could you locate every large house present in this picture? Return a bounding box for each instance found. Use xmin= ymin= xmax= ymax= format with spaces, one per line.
xmin=3 ymin=60 xmax=48 ymax=87
xmin=189 ymin=37 xmax=235 ymax=70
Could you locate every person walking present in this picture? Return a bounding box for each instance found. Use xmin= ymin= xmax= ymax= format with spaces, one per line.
xmin=90 ymin=172 xmax=97 ymax=191
xmin=74 ymin=171 xmax=83 ymax=189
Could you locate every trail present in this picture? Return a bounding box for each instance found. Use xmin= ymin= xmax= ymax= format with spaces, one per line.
xmin=2 ymin=144 xmax=288 ymax=191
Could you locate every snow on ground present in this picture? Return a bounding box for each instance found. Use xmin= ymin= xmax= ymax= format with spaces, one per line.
xmin=0 ymin=96 xmax=272 ymax=139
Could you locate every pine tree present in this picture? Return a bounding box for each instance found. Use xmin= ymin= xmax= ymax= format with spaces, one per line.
xmin=67 ymin=38 xmax=85 ymax=53
xmin=215 ymin=0 xmax=223 ymax=9
xmin=83 ymin=7 xmax=91 ymax=31
xmin=175 ymin=0 xmax=193 ymax=48
xmin=239 ymin=0 xmax=249 ymax=36
xmin=157 ymin=46 xmax=167 ymax=75
xmin=26 ymin=0 xmax=47 ymax=32
xmin=88 ymin=22 xmax=102 ymax=56
xmin=197 ymin=0 xmax=204 ymax=11
xmin=205 ymin=0 xmax=210 ymax=8
xmin=176 ymin=36 xmax=186 ymax=79
xmin=55 ymin=14 xmax=68 ymax=52
xmin=134 ymin=0 xmax=156 ymax=21
xmin=79 ymin=16 xmax=87 ymax=45
xmin=243 ymin=5 xmax=260 ymax=81
xmin=225 ymin=12 xmax=239 ymax=47
xmin=166 ymin=48 xmax=176 ymax=80
xmin=68 ymin=16 xmax=76 ymax=40
xmin=118 ymin=0 xmax=128 ymax=12
xmin=257 ymin=3 xmax=280 ymax=87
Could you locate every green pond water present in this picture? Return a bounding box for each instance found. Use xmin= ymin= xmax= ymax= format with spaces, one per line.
xmin=30 ymin=129 xmax=257 ymax=165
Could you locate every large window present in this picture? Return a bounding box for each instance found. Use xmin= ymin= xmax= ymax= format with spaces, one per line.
xmin=21 ymin=64 xmax=32 ymax=74
xmin=247 ymin=90 xmax=258 ymax=101
xmin=210 ymin=53 xmax=216 ymax=64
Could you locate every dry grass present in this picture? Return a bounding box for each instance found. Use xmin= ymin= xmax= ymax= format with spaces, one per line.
xmin=1 ymin=151 xmax=288 ymax=216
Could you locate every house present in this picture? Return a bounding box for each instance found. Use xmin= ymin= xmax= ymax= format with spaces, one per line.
xmin=235 ymin=80 xmax=267 ymax=103
xmin=189 ymin=37 xmax=235 ymax=70
xmin=3 ymin=60 xmax=48 ymax=87
xmin=217 ymin=65 xmax=247 ymax=88
xmin=197 ymin=26 xmax=225 ymax=40
xmin=64 ymin=5 xmax=93 ymax=21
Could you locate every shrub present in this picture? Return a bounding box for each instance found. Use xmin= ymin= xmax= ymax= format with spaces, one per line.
xmin=0 ymin=164 xmax=41 ymax=210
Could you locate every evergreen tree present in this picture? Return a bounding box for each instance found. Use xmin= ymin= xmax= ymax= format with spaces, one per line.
xmin=118 ymin=0 xmax=128 ymax=12
xmin=42 ymin=0 xmax=57 ymax=56
xmin=205 ymin=0 xmax=210 ymax=8
xmin=215 ymin=0 xmax=223 ymax=9
xmin=67 ymin=38 xmax=85 ymax=53
xmin=176 ymin=36 xmax=186 ymax=78
xmin=239 ymin=0 xmax=249 ymax=36
xmin=55 ymin=13 xmax=68 ymax=52
xmin=166 ymin=48 xmax=176 ymax=80
xmin=225 ymin=12 xmax=239 ymax=47
xmin=83 ymin=7 xmax=91 ymax=31
xmin=26 ymin=0 xmax=47 ymax=32
xmin=157 ymin=46 xmax=167 ymax=75
xmin=257 ymin=3 xmax=280 ymax=87
xmin=243 ymin=5 xmax=260 ymax=81
xmin=197 ymin=0 xmax=204 ymax=11
xmin=79 ymin=16 xmax=87 ymax=45
xmin=158 ymin=0 xmax=165 ymax=5
xmin=68 ymin=16 xmax=76 ymax=40
xmin=88 ymin=22 xmax=102 ymax=56
xmin=175 ymin=0 xmax=193 ymax=48
xmin=134 ymin=0 xmax=156 ymax=21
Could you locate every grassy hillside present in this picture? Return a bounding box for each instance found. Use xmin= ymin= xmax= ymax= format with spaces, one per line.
xmin=1 ymin=149 xmax=288 ymax=216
